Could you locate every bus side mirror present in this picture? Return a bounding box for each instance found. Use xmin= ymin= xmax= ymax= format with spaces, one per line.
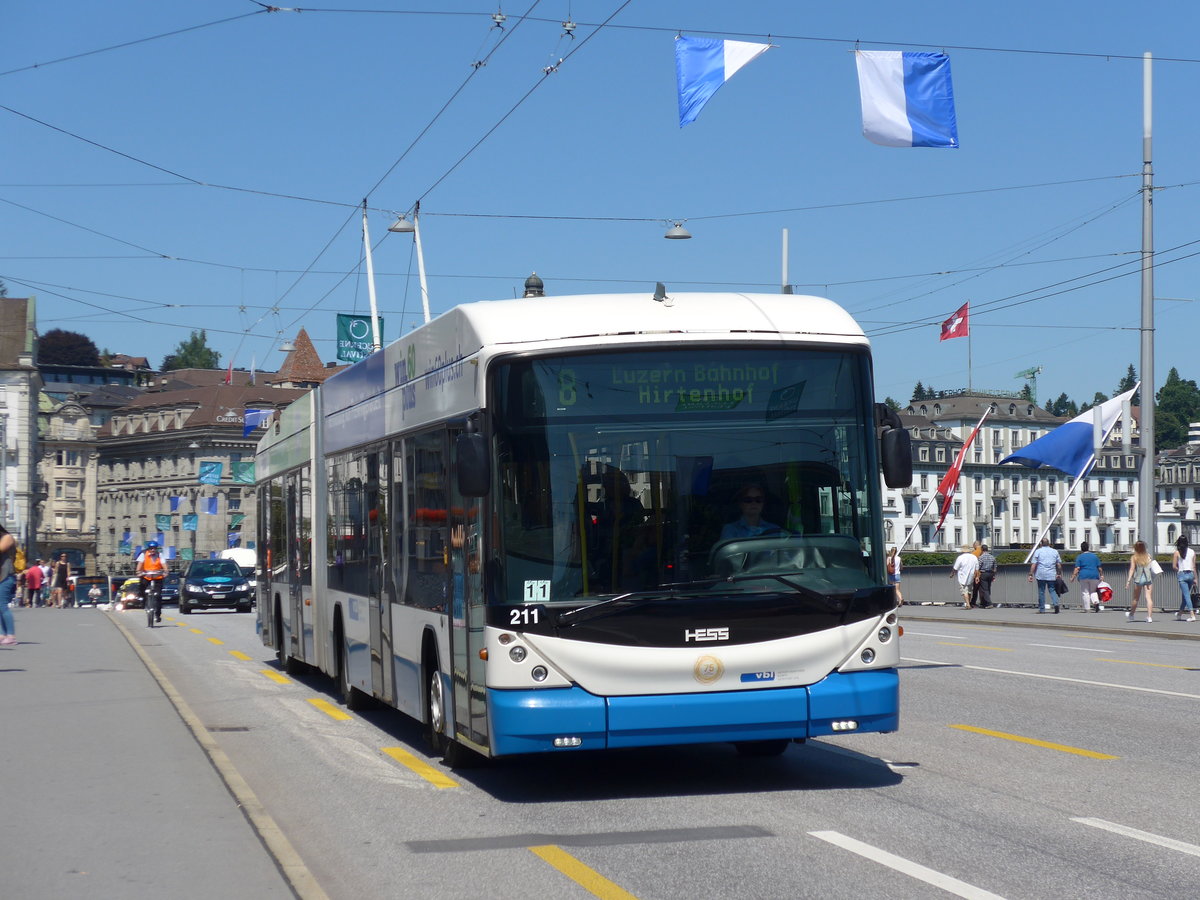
xmin=456 ymin=432 xmax=491 ymax=497
xmin=875 ymin=403 xmax=913 ymax=489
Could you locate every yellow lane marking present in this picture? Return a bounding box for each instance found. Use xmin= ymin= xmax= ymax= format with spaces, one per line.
xmin=950 ymin=724 xmax=1118 ymax=759
xmin=1098 ymin=658 xmax=1191 ymax=670
xmin=308 ymin=698 xmax=352 ymax=721
xmin=381 ymin=747 xmax=460 ymax=789
xmin=937 ymin=642 xmax=1013 ymax=651
xmin=260 ymin=669 xmax=292 ymax=685
xmin=207 ymin=637 xmax=224 ymax=645
xmin=1072 ymin=635 xmax=1138 ymax=643
xmin=189 ymin=628 xmax=204 ymax=635
xmin=229 ymin=650 xmax=252 ymax=661
xmin=529 ymin=845 xmax=639 ymax=900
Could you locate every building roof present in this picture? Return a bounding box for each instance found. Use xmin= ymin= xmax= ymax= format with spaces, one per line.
xmin=268 ymin=328 xmax=343 ymax=386
xmin=96 ymin=382 xmax=310 ymax=438
xmin=905 ymin=392 xmax=1065 ymax=426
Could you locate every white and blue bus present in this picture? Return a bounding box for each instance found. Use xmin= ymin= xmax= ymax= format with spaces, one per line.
xmin=256 ymin=291 xmax=911 ymax=763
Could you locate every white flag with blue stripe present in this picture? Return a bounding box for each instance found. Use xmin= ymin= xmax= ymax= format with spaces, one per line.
xmin=675 ymin=36 xmax=771 ymax=127
xmin=855 ymin=50 xmax=959 ymax=148
xmin=1001 ymin=387 xmax=1137 ymax=480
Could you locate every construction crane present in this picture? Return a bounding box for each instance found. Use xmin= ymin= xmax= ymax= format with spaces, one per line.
xmin=1014 ymin=365 xmax=1043 ymax=404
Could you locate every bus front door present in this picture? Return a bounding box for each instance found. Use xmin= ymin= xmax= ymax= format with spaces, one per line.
xmin=449 ymin=437 xmax=487 ymax=750
xmin=366 ymin=450 xmax=394 ymax=705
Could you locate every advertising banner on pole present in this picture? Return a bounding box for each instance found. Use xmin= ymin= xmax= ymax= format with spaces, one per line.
xmin=337 ymin=313 xmax=383 ymax=362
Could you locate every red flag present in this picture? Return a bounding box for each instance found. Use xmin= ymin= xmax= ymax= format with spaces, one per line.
xmin=935 ymin=412 xmax=989 ymax=531
xmin=940 ymin=302 xmax=969 ymax=341
xmin=224 ymin=361 xmax=233 ymax=385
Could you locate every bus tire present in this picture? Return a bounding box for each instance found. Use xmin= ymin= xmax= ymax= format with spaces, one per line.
xmin=425 ymin=667 xmax=449 ymax=757
xmin=734 ymin=739 xmax=790 ymax=757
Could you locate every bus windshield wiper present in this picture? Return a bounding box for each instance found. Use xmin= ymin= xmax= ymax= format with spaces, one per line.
xmin=557 ymin=587 xmax=721 ymax=628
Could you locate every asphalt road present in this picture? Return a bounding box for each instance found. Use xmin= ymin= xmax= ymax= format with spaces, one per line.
xmin=5 ymin=603 xmax=1200 ymax=899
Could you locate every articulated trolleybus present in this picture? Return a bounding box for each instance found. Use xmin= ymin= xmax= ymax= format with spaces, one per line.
xmin=257 ymin=290 xmax=912 ymax=764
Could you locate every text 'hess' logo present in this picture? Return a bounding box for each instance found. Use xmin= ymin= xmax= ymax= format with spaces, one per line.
xmin=684 ymin=627 xmax=729 ymax=642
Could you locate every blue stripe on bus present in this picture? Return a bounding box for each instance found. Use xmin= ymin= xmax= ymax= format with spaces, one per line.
xmin=485 ymin=669 xmax=898 ymax=756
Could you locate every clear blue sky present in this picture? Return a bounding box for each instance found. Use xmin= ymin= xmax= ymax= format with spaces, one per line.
xmin=5 ymin=2 xmax=1200 ymax=407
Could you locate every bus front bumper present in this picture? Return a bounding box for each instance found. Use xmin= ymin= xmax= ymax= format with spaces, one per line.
xmin=486 ymin=668 xmax=898 ymax=756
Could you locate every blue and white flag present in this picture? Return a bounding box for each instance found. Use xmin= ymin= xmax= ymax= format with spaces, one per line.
xmin=855 ymin=50 xmax=958 ymax=148
xmin=1001 ymin=387 xmax=1137 ymax=480
xmin=203 ymin=497 xmax=218 ymax=515
xmin=243 ymin=407 xmax=271 ymax=438
xmin=675 ymin=36 xmax=771 ymax=127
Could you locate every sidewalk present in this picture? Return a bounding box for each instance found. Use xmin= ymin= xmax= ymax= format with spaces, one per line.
xmin=898 ymin=599 xmax=1200 ymax=641
xmin=0 ymin=606 xmax=297 ymax=899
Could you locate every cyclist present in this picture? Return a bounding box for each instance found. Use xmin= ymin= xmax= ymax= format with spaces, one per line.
xmin=138 ymin=541 xmax=168 ymax=626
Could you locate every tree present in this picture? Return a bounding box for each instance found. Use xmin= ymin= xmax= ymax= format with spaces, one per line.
xmin=162 ymin=330 xmax=221 ymax=371
xmin=39 ymin=328 xmax=100 ymax=365
xmin=882 ymin=396 xmax=902 ymax=411
xmin=1018 ymin=383 xmax=1033 ymax=402
xmin=1047 ymin=392 xmax=1078 ymax=417
xmin=1116 ymin=363 xmax=1139 ymax=405
xmin=911 ymin=381 xmax=926 ymax=401
xmin=1155 ymin=367 xmax=1200 ymax=450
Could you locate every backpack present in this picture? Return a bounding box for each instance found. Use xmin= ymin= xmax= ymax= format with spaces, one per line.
xmin=886 ymin=558 xmax=895 ymax=575
xmin=13 ymin=544 xmax=26 ymax=574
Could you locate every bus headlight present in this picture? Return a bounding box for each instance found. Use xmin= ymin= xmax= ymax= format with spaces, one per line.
xmin=531 ymin=665 xmax=548 ymax=682
xmin=877 ymin=626 xmax=892 ymax=643
xmin=509 ymin=646 xmax=527 ymax=663
xmin=860 ymin=648 xmax=876 ymax=664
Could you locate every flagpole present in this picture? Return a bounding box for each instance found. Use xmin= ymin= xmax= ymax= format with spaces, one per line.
xmin=898 ymin=494 xmax=942 ymax=553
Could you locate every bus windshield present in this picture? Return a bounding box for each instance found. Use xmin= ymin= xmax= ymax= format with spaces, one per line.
xmin=490 ymin=346 xmax=882 ymax=605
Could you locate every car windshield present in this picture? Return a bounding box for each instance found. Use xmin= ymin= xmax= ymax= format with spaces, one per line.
xmin=189 ymin=562 xmax=241 ymax=579
xmin=490 ymin=345 xmax=881 ymax=605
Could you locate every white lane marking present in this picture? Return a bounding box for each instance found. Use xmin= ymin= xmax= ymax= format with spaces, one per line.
xmin=903 ymin=657 xmax=1200 ymax=700
xmin=1028 ymin=643 xmax=1114 ymax=653
xmin=902 ymin=631 xmax=970 ymax=639
xmin=809 ymin=831 xmax=1006 ymax=899
xmin=1072 ymin=817 xmax=1200 ymax=858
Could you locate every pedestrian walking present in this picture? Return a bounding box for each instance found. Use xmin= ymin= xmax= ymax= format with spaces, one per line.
xmin=886 ymin=546 xmax=904 ymax=605
xmin=969 ymin=540 xmax=984 ymax=607
xmin=976 ymin=543 xmax=997 ymax=608
xmin=0 ymin=524 xmax=17 ymax=645
xmin=1126 ymin=540 xmax=1156 ymax=623
xmin=952 ymin=545 xmax=980 ymax=608
xmin=1172 ymin=535 xmax=1196 ymax=622
xmin=1028 ymin=537 xmax=1063 ymax=613
xmin=24 ymin=558 xmax=43 ymax=606
xmin=50 ymin=553 xmax=71 ymax=608
xmin=1070 ymin=541 xmax=1104 ymax=612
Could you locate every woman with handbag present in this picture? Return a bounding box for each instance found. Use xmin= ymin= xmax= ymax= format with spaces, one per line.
xmin=1126 ymin=540 xmax=1155 ymax=623
xmin=886 ymin=546 xmax=903 ymax=606
xmin=1172 ymin=535 xmax=1196 ymax=622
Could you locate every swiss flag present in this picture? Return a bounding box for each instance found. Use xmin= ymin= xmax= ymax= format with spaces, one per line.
xmin=940 ymin=302 xmax=969 ymax=341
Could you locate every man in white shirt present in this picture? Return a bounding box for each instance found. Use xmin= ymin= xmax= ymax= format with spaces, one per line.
xmin=952 ymin=545 xmax=980 ymax=609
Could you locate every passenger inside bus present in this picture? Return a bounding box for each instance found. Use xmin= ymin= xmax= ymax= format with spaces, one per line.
xmin=584 ymin=466 xmax=653 ymax=592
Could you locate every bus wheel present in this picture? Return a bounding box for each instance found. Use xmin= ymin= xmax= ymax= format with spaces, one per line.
xmin=426 ymin=668 xmax=448 ymax=756
xmin=734 ymin=740 xmax=790 ymax=757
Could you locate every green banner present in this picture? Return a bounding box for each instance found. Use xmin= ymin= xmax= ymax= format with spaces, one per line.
xmin=337 ymin=313 xmax=383 ymax=362
xmin=232 ymin=461 xmax=255 ymax=484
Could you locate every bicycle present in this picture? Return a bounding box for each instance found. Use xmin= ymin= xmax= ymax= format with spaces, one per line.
xmin=143 ymin=577 xmax=163 ymax=628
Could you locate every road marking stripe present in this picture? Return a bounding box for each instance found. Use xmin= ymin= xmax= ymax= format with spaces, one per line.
xmin=1070 ymin=634 xmax=1138 ymax=642
xmin=189 ymin=628 xmax=204 ymax=634
xmin=1029 ymin=643 xmax=1113 ymax=653
xmin=207 ymin=637 xmax=224 ymax=645
xmin=1098 ymin=658 xmax=1190 ymax=669
xmin=308 ymin=697 xmax=352 ymax=721
xmin=228 ymin=650 xmax=252 ymax=661
xmin=937 ymin=642 xmax=1013 ymax=651
xmin=529 ymin=845 xmax=639 ymax=900
xmin=808 ymin=831 xmax=1005 ymax=899
xmin=1071 ymin=817 xmax=1200 ymax=858
xmin=949 ymin=724 xmax=1117 ymax=759
xmin=381 ymin=747 xmax=459 ymax=789
xmin=260 ymin=669 xmax=292 ymax=685
xmin=903 ymin=657 xmax=1200 ymax=700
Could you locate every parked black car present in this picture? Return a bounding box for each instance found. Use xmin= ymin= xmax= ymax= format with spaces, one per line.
xmin=159 ymin=573 xmax=182 ymax=606
xmin=179 ymin=559 xmax=253 ymax=614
